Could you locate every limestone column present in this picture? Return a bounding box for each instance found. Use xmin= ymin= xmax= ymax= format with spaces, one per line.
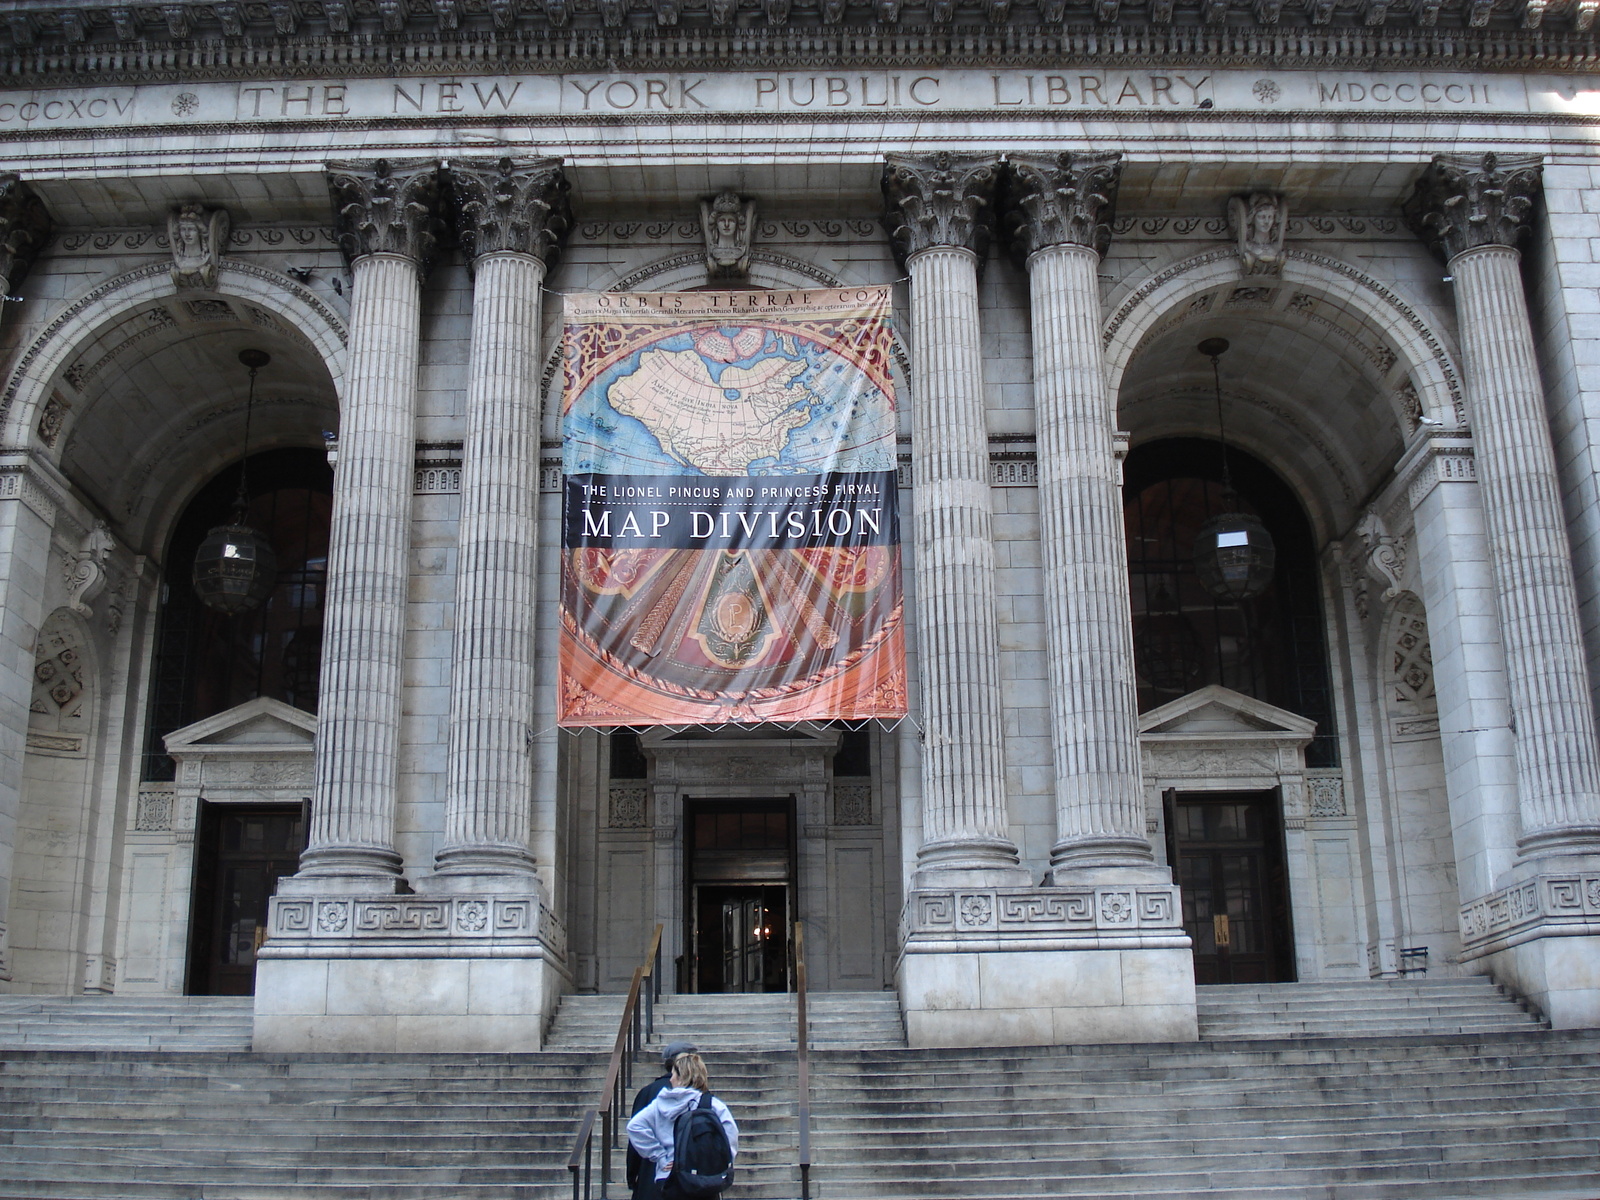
xmin=1000 ymin=152 xmax=1156 ymax=878
xmin=429 ymin=157 xmax=570 ymax=888
xmin=0 ymin=174 xmax=52 ymax=978
xmin=882 ymin=153 xmax=1028 ymax=887
xmin=1408 ymin=153 xmax=1600 ymax=861
xmin=289 ymin=159 xmax=443 ymax=891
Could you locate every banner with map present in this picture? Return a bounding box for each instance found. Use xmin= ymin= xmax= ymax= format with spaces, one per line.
xmin=558 ymin=287 xmax=907 ymax=727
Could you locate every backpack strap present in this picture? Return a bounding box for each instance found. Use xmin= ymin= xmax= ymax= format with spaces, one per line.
xmin=697 ymin=1090 xmax=714 ymax=1111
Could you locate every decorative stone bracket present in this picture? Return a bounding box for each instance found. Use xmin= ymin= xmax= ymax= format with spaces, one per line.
xmin=264 ymin=893 xmax=567 ymax=962
xmin=1460 ymin=870 xmax=1600 ymax=958
xmin=900 ymin=885 xmax=1189 ymax=953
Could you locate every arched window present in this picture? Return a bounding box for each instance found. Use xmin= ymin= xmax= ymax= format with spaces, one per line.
xmin=142 ymin=447 xmax=332 ymax=779
xmin=1124 ymin=437 xmax=1337 ymax=767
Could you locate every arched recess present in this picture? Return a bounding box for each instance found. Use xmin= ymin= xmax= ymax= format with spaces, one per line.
xmin=0 ymin=259 xmax=347 ymax=454
xmin=1103 ymin=248 xmax=1464 ymax=434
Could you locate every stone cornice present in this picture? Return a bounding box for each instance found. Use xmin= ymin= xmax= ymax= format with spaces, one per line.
xmin=3 ymin=0 xmax=1599 ymax=47
xmin=7 ymin=24 xmax=1600 ymax=82
xmin=448 ymin=155 xmax=571 ymax=266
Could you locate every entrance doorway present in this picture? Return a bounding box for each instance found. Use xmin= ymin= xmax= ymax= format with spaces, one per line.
xmin=186 ymin=802 xmax=306 ymax=995
xmin=686 ymin=799 xmax=794 ymax=993
xmin=1166 ymin=790 xmax=1295 ymax=985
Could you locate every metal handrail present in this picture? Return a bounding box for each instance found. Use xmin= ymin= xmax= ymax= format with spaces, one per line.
xmin=567 ymin=923 xmax=665 ymax=1200
xmin=795 ymin=920 xmax=812 ymax=1200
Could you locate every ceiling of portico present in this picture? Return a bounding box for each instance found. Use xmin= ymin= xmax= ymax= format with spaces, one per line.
xmin=51 ymin=297 xmax=337 ymax=555
xmin=1118 ymin=295 xmax=1408 ymax=541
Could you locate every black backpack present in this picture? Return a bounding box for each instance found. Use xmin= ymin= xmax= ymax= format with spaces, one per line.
xmin=671 ymin=1090 xmax=735 ymax=1197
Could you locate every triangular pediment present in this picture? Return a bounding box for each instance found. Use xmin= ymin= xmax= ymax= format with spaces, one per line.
xmin=1138 ymin=685 xmax=1317 ymax=738
xmin=163 ymin=696 xmax=317 ymax=755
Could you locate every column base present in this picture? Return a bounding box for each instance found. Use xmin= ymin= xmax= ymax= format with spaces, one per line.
xmin=897 ymin=885 xmax=1197 ymax=1048
xmin=253 ymin=890 xmax=568 ymax=1052
xmin=1460 ymin=855 xmax=1600 ymax=1029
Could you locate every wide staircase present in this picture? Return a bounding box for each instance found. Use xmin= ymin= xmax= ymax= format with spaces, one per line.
xmin=0 ymin=980 xmax=1597 ymax=1199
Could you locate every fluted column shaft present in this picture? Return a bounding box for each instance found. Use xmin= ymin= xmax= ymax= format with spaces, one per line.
xmin=1449 ymin=243 xmax=1600 ymax=854
xmin=1027 ymin=244 xmax=1152 ymax=872
xmin=298 ymin=251 xmax=421 ymax=884
xmin=435 ymin=250 xmax=546 ymax=879
xmin=905 ymin=245 xmax=1024 ymax=881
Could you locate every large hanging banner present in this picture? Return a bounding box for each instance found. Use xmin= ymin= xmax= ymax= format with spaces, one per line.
xmin=559 ymin=286 xmax=907 ymax=727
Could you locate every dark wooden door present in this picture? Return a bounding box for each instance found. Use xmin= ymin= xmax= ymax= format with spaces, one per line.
xmin=187 ymin=803 xmax=306 ymax=995
xmin=1172 ymin=792 xmax=1295 ymax=985
xmin=696 ymin=884 xmax=788 ymax=993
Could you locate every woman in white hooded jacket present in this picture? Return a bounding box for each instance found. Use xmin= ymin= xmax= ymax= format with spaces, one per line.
xmin=625 ymin=1052 xmax=738 ymax=1198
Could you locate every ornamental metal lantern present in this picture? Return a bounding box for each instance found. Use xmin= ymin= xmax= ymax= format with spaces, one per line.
xmin=1192 ymin=337 xmax=1276 ymax=602
xmin=192 ymin=350 xmax=277 ymax=614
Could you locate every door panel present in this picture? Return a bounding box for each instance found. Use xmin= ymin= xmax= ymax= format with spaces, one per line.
xmin=1173 ymin=792 xmax=1295 ymax=985
xmin=187 ymin=803 xmax=305 ymax=995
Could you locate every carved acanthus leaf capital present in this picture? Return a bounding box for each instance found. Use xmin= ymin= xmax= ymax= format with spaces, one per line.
xmin=1404 ymin=152 xmax=1543 ymax=264
xmin=0 ymin=175 xmax=51 ymax=295
xmin=326 ymin=158 xmax=446 ymax=274
xmin=1001 ymin=151 xmax=1122 ymax=262
xmin=448 ymin=156 xmax=571 ymax=267
xmin=881 ymin=152 xmax=1002 ymax=270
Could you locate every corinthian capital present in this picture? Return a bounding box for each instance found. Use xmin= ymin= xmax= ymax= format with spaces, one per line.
xmin=0 ymin=175 xmax=51 ymax=295
xmin=326 ymin=158 xmax=446 ymax=274
xmin=449 ymin=156 xmax=572 ymax=267
xmin=1404 ymin=152 xmax=1543 ymax=264
xmin=881 ymin=152 xmax=1002 ymax=270
xmin=1001 ymin=151 xmax=1122 ymax=262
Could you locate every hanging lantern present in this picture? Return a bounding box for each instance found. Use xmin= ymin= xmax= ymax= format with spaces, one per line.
xmin=1193 ymin=512 xmax=1276 ymax=602
xmin=192 ymin=349 xmax=277 ymax=614
xmin=1192 ymin=337 xmax=1276 ymax=602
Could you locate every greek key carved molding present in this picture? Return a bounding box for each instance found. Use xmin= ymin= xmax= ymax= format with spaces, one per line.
xmin=326 ymin=157 xmax=445 ymax=273
xmin=881 ymin=152 xmax=1001 ymax=270
xmin=268 ymin=894 xmax=567 ymax=960
xmin=449 ymin=156 xmax=571 ymax=266
xmin=903 ymin=885 xmax=1182 ymax=940
xmin=1001 ymin=150 xmax=1122 ymax=261
xmin=1405 ymin=152 xmax=1543 ymax=263
xmin=1460 ymin=870 xmax=1600 ymax=958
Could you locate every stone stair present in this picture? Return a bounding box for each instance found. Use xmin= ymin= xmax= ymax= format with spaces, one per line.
xmin=0 ymin=995 xmax=254 ymax=1051
xmin=1196 ymin=976 xmax=1547 ymax=1039
xmin=543 ymin=989 xmax=907 ymax=1051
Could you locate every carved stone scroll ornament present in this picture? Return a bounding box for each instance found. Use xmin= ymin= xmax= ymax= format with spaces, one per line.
xmin=1228 ymin=191 xmax=1288 ymax=276
xmin=448 ymin=156 xmax=572 ymax=267
xmin=881 ymin=152 xmax=1002 ymax=272
xmin=701 ymin=189 xmax=757 ymax=280
xmin=1000 ymin=151 xmax=1123 ymax=262
xmin=167 ymin=203 xmax=230 ymax=290
xmin=65 ymin=519 xmax=115 ymax=618
xmin=326 ymin=158 xmax=446 ymax=275
xmin=1404 ymin=152 xmax=1543 ymax=264
xmin=1355 ymin=509 xmax=1407 ymax=605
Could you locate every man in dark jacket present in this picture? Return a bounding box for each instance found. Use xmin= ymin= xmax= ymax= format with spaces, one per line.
xmin=627 ymin=1040 xmax=698 ymax=1200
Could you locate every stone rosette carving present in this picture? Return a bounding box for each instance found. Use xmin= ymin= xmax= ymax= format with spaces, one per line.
xmin=1228 ymin=191 xmax=1287 ymax=276
xmin=167 ymin=203 xmax=230 ymax=290
xmin=265 ymin=894 xmax=568 ymax=962
xmin=701 ymin=188 xmax=756 ymax=279
xmin=609 ymin=785 xmax=648 ymax=828
xmin=0 ymin=174 xmax=51 ymax=296
xmin=1308 ymin=774 xmax=1347 ymax=818
xmin=902 ymin=885 xmax=1188 ymax=950
xmin=832 ymin=782 xmax=873 ymax=825
xmin=1459 ymin=869 xmax=1600 ymax=958
xmin=1405 ymin=152 xmax=1543 ymax=264
xmin=326 ymin=158 xmax=446 ymax=274
xmin=1000 ymin=150 xmax=1122 ymax=262
xmin=881 ymin=152 xmax=1002 ymax=270
xmin=134 ymin=786 xmax=174 ymax=831
xmin=448 ymin=156 xmax=571 ymax=266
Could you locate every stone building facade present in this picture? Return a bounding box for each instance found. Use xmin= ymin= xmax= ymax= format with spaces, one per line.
xmin=1 ymin=0 xmax=1599 ymax=1051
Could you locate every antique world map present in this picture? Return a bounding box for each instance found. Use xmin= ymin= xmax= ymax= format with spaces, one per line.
xmin=559 ymin=288 xmax=907 ymax=727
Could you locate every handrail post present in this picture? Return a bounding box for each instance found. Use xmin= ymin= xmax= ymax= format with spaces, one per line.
xmin=795 ymin=921 xmax=811 ymax=1200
